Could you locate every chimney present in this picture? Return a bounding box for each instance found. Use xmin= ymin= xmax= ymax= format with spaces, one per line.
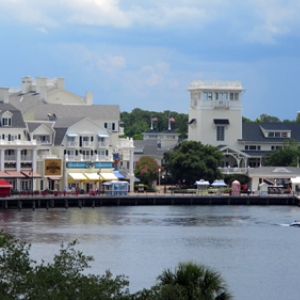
xmin=21 ymin=76 xmax=32 ymax=94
xmin=84 ymin=91 xmax=93 ymax=105
xmin=0 ymin=87 xmax=9 ymax=103
xmin=36 ymin=77 xmax=48 ymax=101
xmin=54 ymin=77 xmax=65 ymax=89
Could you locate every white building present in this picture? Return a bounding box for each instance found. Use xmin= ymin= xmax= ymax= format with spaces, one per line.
xmin=0 ymin=76 xmax=135 ymax=192
xmin=187 ymin=79 xmax=300 ymax=189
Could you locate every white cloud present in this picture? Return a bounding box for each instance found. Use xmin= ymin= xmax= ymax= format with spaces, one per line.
xmin=1 ymin=1 xmax=300 ymax=45
xmin=35 ymin=27 xmax=48 ymax=34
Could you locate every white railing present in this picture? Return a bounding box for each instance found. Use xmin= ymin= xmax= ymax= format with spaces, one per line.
xmin=98 ymin=142 xmax=108 ymax=147
xmin=67 ymin=141 xmax=78 ymax=147
xmin=21 ymin=155 xmax=33 ymax=161
xmin=64 ymin=154 xmax=112 ymax=162
xmin=5 ymin=155 xmax=16 ymax=161
xmin=37 ymin=154 xmax=57 ymax=159
xmin=218 ymin=167 xmax=250 ymax=174
xmin=118 ymin=138 xmax=134 ymax=149
xmin=213 ymin=99 xmax=229 ymax=109
xmin=0 ymin=140 xmax=36 ymax=145
xmin=82 ymin=141 xmax=93 ymax=147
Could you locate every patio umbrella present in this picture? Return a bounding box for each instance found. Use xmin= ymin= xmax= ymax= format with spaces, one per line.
xmin=211 ymin=179 xmax=227 ymax=187
xmin=194 ymin=179 xmax=210 ymax=186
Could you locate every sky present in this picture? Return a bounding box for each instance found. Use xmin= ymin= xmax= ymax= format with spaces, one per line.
xmin=0 ymin=0 xmax=300 ymax=121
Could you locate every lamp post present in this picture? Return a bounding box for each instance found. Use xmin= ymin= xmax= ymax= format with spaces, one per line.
xmin=158 ymin=168 xmax=161 ymax=192
xmin=30 ymin=168 xmax=34 ymax=196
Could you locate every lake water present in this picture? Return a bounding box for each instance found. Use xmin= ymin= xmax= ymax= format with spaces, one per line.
xmin=1 ymin=205 xmax=300 ymax=300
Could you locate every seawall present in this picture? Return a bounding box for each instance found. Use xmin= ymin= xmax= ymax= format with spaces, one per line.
xmin=0 ymin=194 xmax=299 ymax=209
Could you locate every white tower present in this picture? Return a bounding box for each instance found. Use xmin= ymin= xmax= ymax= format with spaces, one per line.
xmin=187 ymin=80 xmax=245 ymax=149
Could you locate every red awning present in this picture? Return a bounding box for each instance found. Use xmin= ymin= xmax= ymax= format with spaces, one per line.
xmin=5 ymin=171 xmax=26 ymax=178
xmin=0 ymin=171 xmax=10 ymax=178
xmin=0 ymin=179 xmax=13 ymax=187
xmin=21 ymin=171 xmax=42 ymax=178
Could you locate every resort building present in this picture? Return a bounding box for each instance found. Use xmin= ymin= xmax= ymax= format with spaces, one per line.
xmin=187 ymin=80 xmax=300 ymax=190
xmin=0 ymin=76 xmax=134 ymax=192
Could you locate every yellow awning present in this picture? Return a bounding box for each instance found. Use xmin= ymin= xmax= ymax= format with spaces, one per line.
xmin=100 ymin=173 xmax=118 ymax=180
xmin=84 ymin=173 xmax=100 ymax=180
xmin=68 ymin=173 xmax=87 ymax=180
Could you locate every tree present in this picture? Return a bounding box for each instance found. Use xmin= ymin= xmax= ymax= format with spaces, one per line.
xmin=155 ymin=262 xmax=232 ymax=300
xmin=264 ymin=139 xmax=300 ymax=167
xmin=259 ymin=114 xmax=281 ymax=123
xmin=0 ymin=231 xmax=131 ymax=300
xmin=163 ymin=141 xmax=223 ymax=185
xmin=134 ymin=156 xmax=162 ymax=187
xmin=0 ymin=231 xmax=234 ymax=300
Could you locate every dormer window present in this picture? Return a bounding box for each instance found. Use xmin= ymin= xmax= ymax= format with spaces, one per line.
xmin=1 ymin=111 xmax=13 ymax=127
xmin=2 ymin=118 xmax=12 ymax=126
xmin=268 ymin=131 xmax=289 ymax=138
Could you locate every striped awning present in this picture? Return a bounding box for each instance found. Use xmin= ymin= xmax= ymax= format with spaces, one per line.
xmin=100 ymin=173 xmax=118 ymax=180
xmin=84 ymin=173 xmax=100 ymax=180
xmin=21 ymin=171 xmax=42 ymax=178
xmin=4 ymin=171 xmax=26 ymax=178
xmin=68 ymin=173 xmax=87 ymax=180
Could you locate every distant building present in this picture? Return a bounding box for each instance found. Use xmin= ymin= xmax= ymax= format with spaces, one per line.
xmin=187 ymin=79 xmax=300 ymax=188
xmin=0 ymin=76 xmax=135 ymax=192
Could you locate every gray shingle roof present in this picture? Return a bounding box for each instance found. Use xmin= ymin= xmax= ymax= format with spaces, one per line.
xmin=27 ymin=122 xmax=55 ymax=133
xmin=34 ymin=102 xmax=120 ymax=122
xmin=0 ymin=103 xmax=26 ymax=128
xmin=54 ymin=128 xmax=68 ymax=146
xmin=9 ymin=92 xmax=42 ymax=115
xmin=241 ymin=122 xmax=300 ymax=143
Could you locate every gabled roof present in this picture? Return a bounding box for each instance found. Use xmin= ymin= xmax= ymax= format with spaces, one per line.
xmin=133 ymin=140 xmax=165 ymax=157
xmin=27 ymin=121 xmax=54 ymax=133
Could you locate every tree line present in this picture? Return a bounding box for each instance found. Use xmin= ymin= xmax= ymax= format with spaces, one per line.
xmin=0 ymin=231 xmax=232 ymax=300
xmin=121 ymin=109 xmax=300 ymax=140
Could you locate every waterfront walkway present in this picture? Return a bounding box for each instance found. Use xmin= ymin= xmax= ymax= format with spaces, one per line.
xmin=0 ymin=191 xmax=299 ymax=209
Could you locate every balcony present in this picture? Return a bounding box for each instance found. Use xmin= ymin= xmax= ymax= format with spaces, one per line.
xmin=218 ymin=167 xmax=250 ymax=174
xmin=65 ymin=154 xmax=111 ymax=162
xmin=213 ymin=99 xmax=229 ymax=109
xmin=67 ymin=141 xmax=78 ymax=147
xmin=5 ymin=155 xmax=16 ymax=161
xmin=21 ymin=155 xmax=33 ymax=161
xmin=98 ymin=141 xmax=108 ymax=147
xmin=82 ymin=141 xmax=93 ymax=148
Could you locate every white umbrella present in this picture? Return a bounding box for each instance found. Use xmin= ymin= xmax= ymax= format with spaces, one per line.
xmin=211 ymin=179 xmax=227 ymax=187
xmin=194 ymin=179 xmax=210 ymax=186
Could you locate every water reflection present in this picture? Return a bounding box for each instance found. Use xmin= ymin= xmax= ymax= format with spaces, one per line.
xmin=1 ymin=206 xmax=300 ymax=300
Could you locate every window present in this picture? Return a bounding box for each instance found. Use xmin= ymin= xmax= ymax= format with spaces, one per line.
xmin=245 ymin=145 xmax=261 ymax=151
xmin=271 ymin=146 xmax=282 ymax=150
xmin=104 ymin=123 xmax=115 ymax=130
xmin=40 ymin=180 xmax=44 ymax=191
xmin=2 ymin=117 xmax=12 ymax=127
xmin=216 ymin=126 xmax=225 ymax=141
xmin=203 ymin=92 xmax=213 ymax=100
xmin=214 ymin=92 xmax=228 ymax=100
xmin=267 ymin=131 xmax=289 ymax=138
xmin=229 ymin=93 xmax=239 ymax=100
